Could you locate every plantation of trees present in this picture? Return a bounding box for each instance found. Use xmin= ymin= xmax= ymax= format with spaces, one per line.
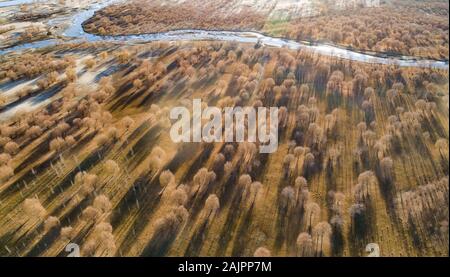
xmin=0 ymin=39 xmax=448 ymax=257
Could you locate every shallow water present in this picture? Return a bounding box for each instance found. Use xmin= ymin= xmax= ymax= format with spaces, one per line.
xmin=0 ymin=39 xmax=59 ymax=55
xmin=0 ymin=0 xmax=43 ymax=7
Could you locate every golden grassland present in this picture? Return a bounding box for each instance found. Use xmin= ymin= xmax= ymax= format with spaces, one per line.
xmin=0 ymin=40 xmax=448 ymax=257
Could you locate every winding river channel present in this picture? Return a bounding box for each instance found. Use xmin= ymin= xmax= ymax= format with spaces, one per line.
xmin=0 ymin=0 xmax=449 ymax=69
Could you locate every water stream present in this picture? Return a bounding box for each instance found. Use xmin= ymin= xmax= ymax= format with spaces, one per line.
xmin=1 ymin=0 xmax=448 ymax=69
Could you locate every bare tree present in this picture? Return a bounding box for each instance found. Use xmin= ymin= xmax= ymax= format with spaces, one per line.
xmin=81 ymin=206 xmax=100 ymax=222
xmin=149 ymin=146 xmax=166 ymax=172
xmin=313 ymin=222 xmax=332 ymax=256
xmin=305 ymin=202 xmax=320 ymax=231
xmin=23 ymin=198 xmax=47 ymax=219
xmin=104 ymin=160 xmax=119 ymax=175
xmin=4 ymin=141 xmax=19 ymax=155
xmin=82 ymin=222 xmax=116 ymax=257
xmin=44 ymin=216 xmax=60 ymax=232
xmin=379 ymin=156 xmax=394 ymax=184
xmin=253 ymin=247 xmax=271 ymax=257
xmin=279 ymin=187 xmax=294 ymax=211
xmin=296 ymin=232 xmax=313 ymax=257
xmin=0 ymin=153 xmax=12 ymax=166
xmin=66 ymin=67 xmax=77 ymax=82
xmin=0 ymin=165 xmax=13 ymax=182
xmin=60 ymin=226 xmax=75 ymax=241
xmin=160 ymin=170 xmax=175 ymax=187
xmin=203 ymin=194 xmax=220 ymax=220
xmin=93 ymin=195 xmax=112 ymax=214
xmin=121 ymin=116 xmax=135 ymax=132
xmin=192 ymin=168 xmax=216 ymax=197
xmin=170 ymin=185 xmax=189 ymax=206
xmin=435 ymin=139 xmax=449 ymax=160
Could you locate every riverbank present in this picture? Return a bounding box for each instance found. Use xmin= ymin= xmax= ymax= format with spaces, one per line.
xmin=0 ymin=0 xmax=448 ymax=70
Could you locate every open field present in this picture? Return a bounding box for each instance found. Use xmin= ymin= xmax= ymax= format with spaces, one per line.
xmin=0 ymin=39 xmax=448 ymax=257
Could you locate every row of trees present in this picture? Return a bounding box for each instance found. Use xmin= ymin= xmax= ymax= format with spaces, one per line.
xmin=395 ymin=176 xmax=449 ymax=246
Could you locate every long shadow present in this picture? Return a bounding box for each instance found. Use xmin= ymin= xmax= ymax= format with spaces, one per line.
xmin=184 ymin=219 xmax=210 ymax=257
xmin=0 ymin=228 xmax=19 ymax=256
xmin=214 ymin=192 xmax=244 ymax=256
xmin=140 ymin=220 xmax=181 ymax=257
xmin=122 ymin=64 xmax=138 ymax=77
xmin=0 ymin=82 xmax=65 ymax=113
xmin=348 ymin=200 xmax=375 ymax=256
xmin=56 ymin=222 xmax=94 ymax=257
xmin=179 ymin=143 xmax=214 ymax=184
xmin=111 ymin=79 xmax=133 ymax=99
xmin=110 ymin=175 xmax=148 ymax=228
xmin=231 ymin=205 xmax=255 ymax=256
xmin=165 ymin=143 xmax=198 ymax=173
xmin=117 ymin=186 xmax=164 ymax=255
xmin=0 ymin=150 xmax=57 ymax=201
xmin=137 ymin=50 xmax=163 ymax=59
xmin=407 ymin=215 xmax=425 ymax=255
xmin=117 ymin=120 xmax=152 ymax=151
xmin=94 ymin=64 xmax=125 ymax=83
xmin=274 ymin=207 xmax=287 ymax=252
xmin=45 ymin=143 xmax=113 ymax=203
xmin=25 ymin=226 xmax=60 ymax=257
xmin=331 ymin=226 xmax=344 ymax=256
xmin=108 ymin=83 xmax=134 ymax=111
xmin=15 ymin=111 xmax=85 ymax=174
xmin=0 ymin=78 xmax=31 ymax=91
xmin=116 ymin=85 xmax=153 ymax=110
xmin=184 ymin=178 xmax=217 ymax=230
xmin=285 ymin=209 xmax=305 ymax=255
xmin=217 ymin=168 xmax=238 ymax=207
xmin=57 ymin=197 xmax=92 ymax=228
xmin=172 ymin=80 xmax=188 ymax=99
xmin=14 ymin=135 xmax=51 ymax=173
xmin=137 ymin=87 xmax=165 ymax=108
xmin=126 ymin=126 xmax=161 ymax=170
xmin=68 ymin=131 xmax=99 ymax=155
xmin=7 ymin=220 xmax=40 ymax=257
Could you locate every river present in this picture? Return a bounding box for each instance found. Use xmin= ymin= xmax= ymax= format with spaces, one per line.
xmin=0 ymin=0 xmax=448 ymax=70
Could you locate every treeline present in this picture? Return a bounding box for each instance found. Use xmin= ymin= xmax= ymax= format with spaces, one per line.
xmin=285 ymin=1 xmax=449 ymax=60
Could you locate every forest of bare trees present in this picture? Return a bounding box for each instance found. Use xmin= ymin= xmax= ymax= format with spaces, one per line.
xmin=81 ymin=0 xmax=448 ymax=61
xmin=285 ymin=0 xmax=449 ymax=60
xmin=0 ymin=37 xmax=448 ymax=257
xmin=83 ymin=0 xmax=266 ymax=35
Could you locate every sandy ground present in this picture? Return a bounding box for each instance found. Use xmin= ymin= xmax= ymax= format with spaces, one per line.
xmin=0 ymin=0 xmax=114 ymax=48
xmin=0 ymin=54 xmax=101 ymax=121
xmin=0 ymin=22 xmax=47 ymax=43
xmin=0 ymin=0 xmax=112 ymax=26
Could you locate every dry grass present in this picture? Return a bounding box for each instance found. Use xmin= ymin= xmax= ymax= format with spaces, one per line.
xmin=0 ymin=40 xmax=448 ymax=257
